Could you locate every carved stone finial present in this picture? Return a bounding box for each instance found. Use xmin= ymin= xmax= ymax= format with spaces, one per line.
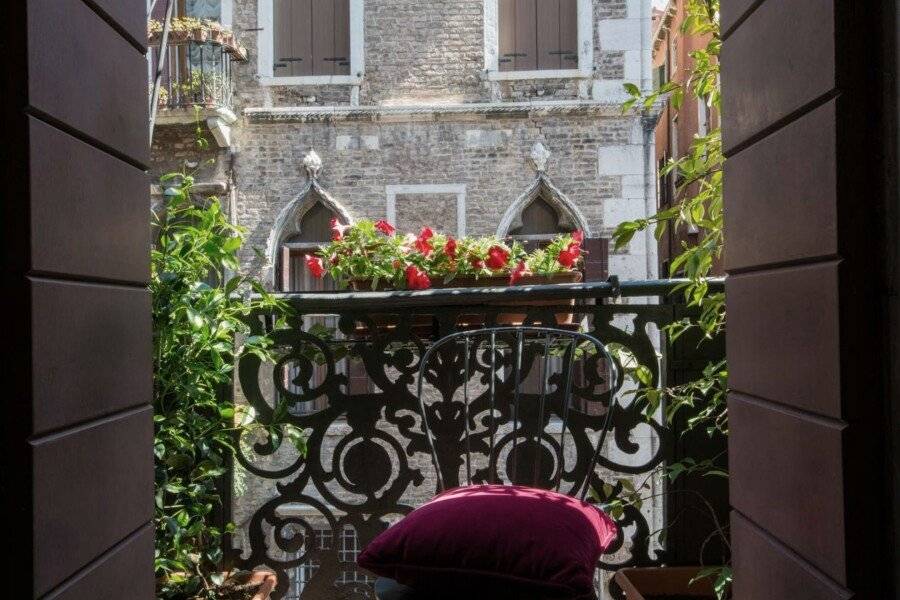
xmin=529 ymin=142 xmax=552 ymax=173
xmin=303 ymin=149 xmax=323 ymax=179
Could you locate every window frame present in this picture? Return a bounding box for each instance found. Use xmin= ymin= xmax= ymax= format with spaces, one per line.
xmin=483 ymin=0 xmax=593 ymax=81
xmin=257 ymin=0 xmax=365 ymax=86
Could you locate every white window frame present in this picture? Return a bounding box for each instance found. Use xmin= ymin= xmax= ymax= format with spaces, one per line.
xmin=483 ymin=0 xmax=593 ymax=81
xmin=257 ymin=0 xmax=365 ymax=86
xmin=385 ymin=184 xmax=467 ymax=237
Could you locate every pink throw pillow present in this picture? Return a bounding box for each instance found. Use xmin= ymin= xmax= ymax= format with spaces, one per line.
xmin=358 ymin=484 xmax=618 ymax=599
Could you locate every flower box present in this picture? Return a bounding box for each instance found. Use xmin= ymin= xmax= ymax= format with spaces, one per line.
xmin=306 ymin=219 xmax=587 ymax=330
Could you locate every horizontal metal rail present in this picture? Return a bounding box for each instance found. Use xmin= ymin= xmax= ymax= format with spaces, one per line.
xmin=269 ymin=278 xmax=725 ymax=311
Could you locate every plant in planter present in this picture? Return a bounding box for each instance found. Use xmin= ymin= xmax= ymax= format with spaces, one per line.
xmin=149 ymin=18 xmax=246 ymax=58
xmin=611 ymin=0 xmax=729 ymax=597
xmin=153 ymin=168 xmax=302 ymax=599
xmin=304 ymin=220 xmax=586 ymax=326
xmin=305 ymin=219 xmax=585 ymax=291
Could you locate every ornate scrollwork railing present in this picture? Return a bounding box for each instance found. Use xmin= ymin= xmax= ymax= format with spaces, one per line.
xmin=229 ymin=279 xmax=725 ymax=600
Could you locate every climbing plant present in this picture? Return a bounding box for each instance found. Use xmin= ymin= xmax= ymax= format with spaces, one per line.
xmin=613 ymin=1 xmax=730 ymax=597
xmin=152 ymin=166 xmax=302 ymax=599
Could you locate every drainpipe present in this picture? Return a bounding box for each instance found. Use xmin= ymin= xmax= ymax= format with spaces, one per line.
xmin=641 ymin=0 xmax=659 ymax=279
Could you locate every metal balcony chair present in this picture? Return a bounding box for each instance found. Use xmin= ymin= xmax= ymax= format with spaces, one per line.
xmin=374 ymin=326 xmax=620 ymax=600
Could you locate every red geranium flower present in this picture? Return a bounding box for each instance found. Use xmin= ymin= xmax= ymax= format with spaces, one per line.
xmin=444 ymin=237 xmax=458 ymax=259
xmin=469 ymin=256 xmax=484 ymax=270
xmin=572 ymin=230 xmax=584 ymax=245
xmin=557 ymin=243 xmax=581 ymax=268
xmin=414 ymin=227 xmax=434 ymax=255
xmin=330 ymin=218 xmax=351 ymax=241
xmin=509 ymin=260 xmax=530 ymax=285
xmin=405 ymin=265 xmax=431 ymax=290
xmin=305 ymin=254 xmax=325 ymax=278
xmin=485 ymin=245 xmax=510 ymax=270
xmin=375 ymin=220 xmax=396 ymax=236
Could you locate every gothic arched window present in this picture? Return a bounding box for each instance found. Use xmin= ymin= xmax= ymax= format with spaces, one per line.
xmin=508 ymin=195 xmax=575 ymax=251
xmin=278 ymin=200 xmax=342 ymax=292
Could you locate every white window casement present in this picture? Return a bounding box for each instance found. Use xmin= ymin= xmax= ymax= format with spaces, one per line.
xmin=257 ymin=0 xmax=364 ymax=86
xmin=483 ymin=0 xmax=593 ymax=81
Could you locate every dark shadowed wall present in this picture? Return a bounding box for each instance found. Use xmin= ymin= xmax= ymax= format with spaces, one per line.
xmin=721 ymin=1 xmax=896 ymax=598
xmin=1 ymin=1 xmax=154 ymax=597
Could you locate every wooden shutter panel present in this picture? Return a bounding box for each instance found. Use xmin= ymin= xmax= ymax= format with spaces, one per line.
xmin=514 ymin=0 xmax=537 ymax=71
xmin=581 ymin=238 xmax=609 ymax=282
xmin=537 ymin=0 xmax=561 ymax=70
xmin=312 ymin=0 xmax=336 ymax=75
xmin=290 ymin=0 xmax=313 ymax=76
xmin=499 ymin=0 xmax=517 ymax=72
xmin=559 ymin=0 xmax=578 ymax=68
xmin=333 ymin=0 xmax=351 ymax=75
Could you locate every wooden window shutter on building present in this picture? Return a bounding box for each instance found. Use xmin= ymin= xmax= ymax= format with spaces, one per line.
xmin=581 ymin=238 xmax=609 ymax=282
xmin=500 ymin=0 xmax=577 ymax=71
xmin=274 ymin=0 xmax=349 ymax=77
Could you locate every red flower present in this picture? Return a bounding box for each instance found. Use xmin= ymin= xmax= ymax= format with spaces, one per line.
xmin=557 ymin=243 xmax=581 ymax=268
xmin=444 ymin=237 xmax=458 ymax=259
xmin=414 ymin=227 xmax=435 ymax=255
xmin=405 ymin=265 xmax=431 ymax=290
xmin=305 ymin=254 xmax=325 ymax=278
xmin=330 ymin=218 xmax=351 ymax=241
xmin=469 ymin=256 xmax=484 ymax=270
xmin=509 ymin=260 xmax=530 ymax=285
xmin=572 ymin=230 xmax=584 ymax=245
xmin=485 ymin=245 xmax=510 ymax=270
xmin=375 ymin=220 xmax=396 ymax=236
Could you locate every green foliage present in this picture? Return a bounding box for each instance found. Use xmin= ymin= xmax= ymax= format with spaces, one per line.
xmin=152 ymin=171 xmax=299 ymax=598
xmin=312 ymin=219 xmax=584 ymax=289
xmin=614 ymin=1 xmax=731 ymax=597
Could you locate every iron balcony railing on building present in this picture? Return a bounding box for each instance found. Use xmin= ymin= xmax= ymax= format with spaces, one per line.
xmin=228 ymin=279 xmax=727 ymax=600
xmin=149 ymin=31 xmax=246 ymax=113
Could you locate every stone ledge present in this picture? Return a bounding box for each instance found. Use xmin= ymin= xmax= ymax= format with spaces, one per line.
xmin=244 ymin=100 xmax=641 ymax=124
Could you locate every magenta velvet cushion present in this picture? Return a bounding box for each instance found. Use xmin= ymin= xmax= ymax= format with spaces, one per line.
xmin=358 ymin=484 xmax=618 ymax=599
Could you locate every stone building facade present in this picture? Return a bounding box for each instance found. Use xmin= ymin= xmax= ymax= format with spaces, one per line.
xmin=152 ymin=0 xmax=659 ymax=289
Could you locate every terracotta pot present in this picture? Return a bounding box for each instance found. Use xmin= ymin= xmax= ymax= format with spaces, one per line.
xmin=245 ymin=570 xmax=277 ymax=600
xmin=468 ymin=271 xmax=583 ymax=325
xmin=191 ymin=27 xmax=209 ymax=42
xmin=614 ymin=567 xmax=717 ymax=600
xmin=349 ymin=270 xmax=582 ymax=330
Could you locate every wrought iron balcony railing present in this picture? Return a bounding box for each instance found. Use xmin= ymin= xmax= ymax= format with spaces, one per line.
xmin=228 ymin=279 xmax=726 ymax=600
xmin=149 ymin=34 xmax=245 ymax=113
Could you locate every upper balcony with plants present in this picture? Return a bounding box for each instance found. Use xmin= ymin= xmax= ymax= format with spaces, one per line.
xmin=149 ymin=17 xmax=248 ymax=144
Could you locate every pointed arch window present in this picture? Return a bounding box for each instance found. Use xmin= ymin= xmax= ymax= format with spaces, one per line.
xmin=508 ymin=195 xmax=575 ymax=251
xmin=276 ymin=199 xmax=372 ymax=410
xmin=278 ymin=200 xmax=341 ymax=292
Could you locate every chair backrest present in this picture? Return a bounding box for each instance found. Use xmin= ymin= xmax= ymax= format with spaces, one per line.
xmin=416 ymin=326 xmax=619 ymax=501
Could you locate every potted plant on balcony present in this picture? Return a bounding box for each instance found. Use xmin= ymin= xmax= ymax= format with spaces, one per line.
xmin=153 ymin=169 xmax=301 ymax=600
xmin=304 ymin=219 xmax=586 ymax=325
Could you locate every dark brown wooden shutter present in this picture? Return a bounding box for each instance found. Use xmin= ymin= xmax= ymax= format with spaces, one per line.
xmin=500 ymin=0 xmax=576 ymax=72
xmin=558 ymin=0 xmax=578 ymax=67
xmin=537 ymin=0 xmax=561 ymax=70
xmin=582 ymin=238 xmax=609 ymax=282
xmin=499 ymin=0 xmax=517 ymax=71
xmin=274 ymin=0 xmax=309 ymax=77
xmin=275 ymin=0 xmax=349 ymax=77
xmin=514 ymin=0 xmax=537 ymax=71
xmin=311 ymin=0 xmax=335 ymax=75
xmin=291 ymin=0 xmax=313 ymax=76
xmin=333 ymin=0 xmax=351 ymax=75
